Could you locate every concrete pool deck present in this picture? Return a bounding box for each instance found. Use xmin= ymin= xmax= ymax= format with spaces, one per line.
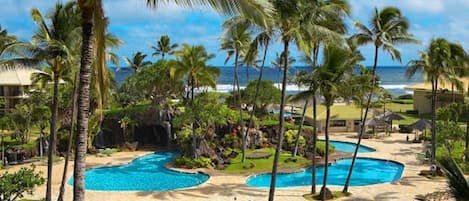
xmin=2 ymin=132 xmax=451 ymax=201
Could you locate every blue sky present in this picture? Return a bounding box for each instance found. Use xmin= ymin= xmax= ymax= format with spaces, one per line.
xmin=1 ymin=0 xmax=469 ymax=67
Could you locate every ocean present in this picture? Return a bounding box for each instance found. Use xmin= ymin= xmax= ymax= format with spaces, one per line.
xmin=112 ymin=66 xmax=423 ymax=97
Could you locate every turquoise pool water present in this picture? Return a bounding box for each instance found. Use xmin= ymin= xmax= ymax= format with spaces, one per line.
xmin=68 ymin=152 xmax=209 ymax=191
xmin=246 ymin=158 xmax=404 ymax=187
xmin=327 ymin=140 xmax=376 ymax=153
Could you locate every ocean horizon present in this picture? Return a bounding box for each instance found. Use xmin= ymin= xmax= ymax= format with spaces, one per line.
xmin=111 ymin=66 xmax=423 ymax=97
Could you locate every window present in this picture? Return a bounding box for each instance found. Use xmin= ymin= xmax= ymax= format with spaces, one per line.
xmin=330 ymin=120 xmax=346 ymax=127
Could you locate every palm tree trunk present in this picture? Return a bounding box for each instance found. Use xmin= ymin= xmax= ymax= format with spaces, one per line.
xmin=191 ymin=80 xmax=197 ymax=159
xmin=234 ymin=51 xmax=246 ymax=162
xmin=465 ymin=115 xmax=469 ymax=162
xmin=46 ymin=73 xmax=59 ymax=201
xmin=268 ymin=40 xmax=289 ymax=201
xmin=343 ymin=45 xmax=379 ymax=193
xmin=58 ymin=73 xmax=79 ymax=201
xmin=293 ymin=98 xmax=308 ymax=157
xmin=73 ymin=4 xmax=94 ymax=201
xmin=245 ymin=41 xmax=269 ymax=156
xmin=321 ymin=106 xmax=331 ymax=201
xmin=431 ymin=78 xmax=437 ymax=175
xmin=311 ymin=94 xmax=317 ymax=194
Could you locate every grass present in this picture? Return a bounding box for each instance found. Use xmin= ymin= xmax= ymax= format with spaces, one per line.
xmin=222 ymin=148 xmax=310 ymax=174
xmin=303 ymin=191 xmax=352 ymax=200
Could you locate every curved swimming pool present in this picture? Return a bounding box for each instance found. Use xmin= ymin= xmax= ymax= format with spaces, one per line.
xmin=68 ymin=152 xmax=209 ymax=191
xmin=246 ymin=158 xmax=403 ymax=187
xmin=327 ymin=140 xmax=376 ymax=153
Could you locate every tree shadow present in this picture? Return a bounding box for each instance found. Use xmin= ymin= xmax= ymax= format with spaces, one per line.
xmin=135 ymin=182 xmax=267 ymax=200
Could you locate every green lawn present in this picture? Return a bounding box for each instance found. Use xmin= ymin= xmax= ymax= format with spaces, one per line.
xmin=223 ymin=148 xmax=310 ymax=174
xmin=303 ymin=102 xmax=421 ymax=125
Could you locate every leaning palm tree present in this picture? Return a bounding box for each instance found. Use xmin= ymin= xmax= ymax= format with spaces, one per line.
xmin=406 ymin=38 xmax=467 ymax=175
xmin=124 ymin=51 xmax=151 ymax=73
xmin=151 ymin=35 xmax=178 ymax=60
xmin=220 ymin=19 xmax=252 ymax=162
xmin=30 ymin=3 xmax=81 ymax=200
xmin=170 ymin=44 xmax=220 ymax=158
xmin=316 ymin=45 xmax=354 ymax=200
xmin=343 ymin=7 xmax=418 ymax=193
xmin=72 ymin=1 xmax=273 ymax=200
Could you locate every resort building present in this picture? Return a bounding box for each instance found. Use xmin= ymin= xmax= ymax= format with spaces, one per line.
xmin=405 ymin=78 xmax=469 ymax=115
xmin=0 ymin=65 xmax=45 ymax=114
xmin=304 ymin=104 xmax=363 ymax=133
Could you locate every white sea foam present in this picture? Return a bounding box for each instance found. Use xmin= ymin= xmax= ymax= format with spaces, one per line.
xmin=213 ymin=83 xmax=409 ymax=92
xmin=381 ymin=84 xmax=408 ymax=89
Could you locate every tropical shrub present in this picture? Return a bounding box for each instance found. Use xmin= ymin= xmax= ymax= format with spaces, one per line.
xmin=397 ymin=94 xmax=413 ymax=100
xmin=283 ymin=130 xmax=305 ymax=151
xmin=174 ymin=156 xmax=213 ymax=168
xmin=0 ymin=165 xmax=45 ymax=201
xmin=222 ymin=134 xmax=240 ymax=148
xmin=436 ymin=121 xmax=464 ymax=146
xmin=315 ymin=141 xmax=335 ymax=157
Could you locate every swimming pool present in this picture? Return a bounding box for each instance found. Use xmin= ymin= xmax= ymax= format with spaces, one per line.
xmin=246 ymin=158 xmax=404 ymax=187
xmin=326 ymin=140 xmax=376 ymax=153
xmin=68 ymin=152 xmax=209 ymax=191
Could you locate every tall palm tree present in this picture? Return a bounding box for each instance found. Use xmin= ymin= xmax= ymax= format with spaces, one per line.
xmin=170 ymin=44 xmax=219 ymax=158
xmin=151 ymin=35 xmax=178 ymax=59
xmin=224 ymin=15 xmax=274 ymax=164
xmin=30 ymin=3 xmax=81 ymax=200
xmin=343 ymin=7 xmax=418 ymax=193
xmin=124 ymin=51 xmax=151 ymax=73
xmin=316 ymin=45 xmax=354 ymax=200
xmin=406 ymin=38 xmax=467 ymax=175
xmin=220 ymin=19 xmax=252 ymax=162
xmin=72 ymin=1 xmax=273 ymax=200
xmin=268 ymin=1 xmax=346 ymax=199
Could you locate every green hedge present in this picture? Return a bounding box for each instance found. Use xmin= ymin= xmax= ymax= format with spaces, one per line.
xmin=315 ymin=141 xmax=335 ymax=156
xmin=391 ymin=99 xmax=413 ymax=104
xmin=174 ymin=156 xmax=213 ymax=168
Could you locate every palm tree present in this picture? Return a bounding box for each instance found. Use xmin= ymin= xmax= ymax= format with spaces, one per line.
xmin=267 ymin=1 xmax=347 ymax=199
xmin=343 ymin=7 xmax=418 ymax=193
xmin=438 ymin=154 xmax=469 ymax=200
xmin=406 ymin=38 xmax=467 ymax=175
xmin=170 ymin=44 xmax=219 ymax=158
xmin=316 ymin=45 xmax=354 ymax=200
xmin=0 ymin=25 xmax=17 ymax=59
xmin=124 ymin=51 xmax=151 ymax=73
xmin=151 ymin=35 xmax=178 ymax=59
xmin=30 ymin=3 xmax=81 ymax=200
xmin=220 ymin=19 xmax=252 ymax=162
xmin=72 ymin=1 xmax=273 ymax=200
xmin=58 ymin=73 xmax=78 ymax=201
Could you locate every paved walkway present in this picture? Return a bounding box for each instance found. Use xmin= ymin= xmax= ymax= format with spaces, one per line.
xmin=1 ymin=132 xmax=450 ymax=201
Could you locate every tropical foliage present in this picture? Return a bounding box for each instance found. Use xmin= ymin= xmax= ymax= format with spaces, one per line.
xmin=0 ymin=166 xmax=45 ymax=201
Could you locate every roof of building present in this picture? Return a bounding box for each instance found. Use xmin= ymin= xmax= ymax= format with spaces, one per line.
xmin=405 ymin=78 xmax=469 ymax=93
xmin=0 ymin=64 xmax=45 ymax=86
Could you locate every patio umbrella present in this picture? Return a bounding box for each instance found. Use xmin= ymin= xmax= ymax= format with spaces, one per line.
xmin=365 ymin=118 xmax=387 ymax=126
xmin=409 ymin=119 xmax=432 ymax=141
xmin=381 ymin=111 xmax=404 ymax=121
xmin=410 ymin=119 xmax=431 ymax=131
